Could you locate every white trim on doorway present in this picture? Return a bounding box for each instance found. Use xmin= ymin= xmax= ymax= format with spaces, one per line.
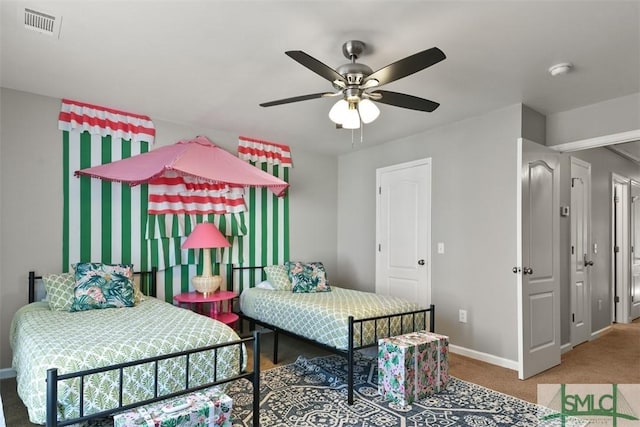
xmin=548 ymin=129 xmax=640 ymax=152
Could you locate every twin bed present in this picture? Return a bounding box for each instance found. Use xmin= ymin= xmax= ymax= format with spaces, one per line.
xmin=10 ymin=264 xmax=435 ymax=426
xmin=11 ymin=269 xmax=260 ymax=427
xmin=233 ymin=265 xmax=435 ymax=405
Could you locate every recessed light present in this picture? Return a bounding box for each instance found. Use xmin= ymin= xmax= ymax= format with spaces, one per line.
xmin=548 ymin=62 xmax=573 ymax=76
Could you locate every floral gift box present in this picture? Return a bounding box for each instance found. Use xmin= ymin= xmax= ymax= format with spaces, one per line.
xmin=378 ymin=331 xmax=449 ymax=406
xmin=415 ymin=330 xmax=450 ymax=390
xmin=113 ymin=386 xmax=233 ymax=427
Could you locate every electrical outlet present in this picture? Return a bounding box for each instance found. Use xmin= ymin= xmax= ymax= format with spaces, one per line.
xmin=459 ymin=309 xmax=467 ymax=323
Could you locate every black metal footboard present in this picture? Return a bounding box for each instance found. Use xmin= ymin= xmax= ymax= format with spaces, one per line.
xmin=346 ymin=305 xmax=435 ymax=404
xmin=238 ymin=305 xmax=435 ymax=405
xmin=45 ymin=331 xmax=261 ymax=427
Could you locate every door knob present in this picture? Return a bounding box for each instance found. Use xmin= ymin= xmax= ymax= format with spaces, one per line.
xmin=418 ymin=259 xmax=425 ymax=266
xmin=583 ymin=254 xmax=594 ymax=267
xmin=523 ymin=267 xmax=533 ymax=275
xmin=512 ymin=267 xmax=521 ymax=273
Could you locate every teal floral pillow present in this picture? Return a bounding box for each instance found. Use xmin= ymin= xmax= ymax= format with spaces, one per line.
xmin=43 ymin=273 xmax=76 ymax=311
xmin=71 ymin=263 xmax=135 ymax=312
xmin=286 ymin=261 xmax=331 ymax=293
xmin=263 ymin=265 xmax=292 ymax=291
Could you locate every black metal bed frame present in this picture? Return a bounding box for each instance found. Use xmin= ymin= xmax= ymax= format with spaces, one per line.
xmin=27 ymin=269 xmax=262 ymax=427
xmin=29 ymin=268 xmax=159 ymax=302
xmin=231 ymin=265 xmax=435 ymax=405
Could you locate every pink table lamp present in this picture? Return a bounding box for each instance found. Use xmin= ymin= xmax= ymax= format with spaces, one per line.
xmin=181 ymin=222 xmax=231 ymax=294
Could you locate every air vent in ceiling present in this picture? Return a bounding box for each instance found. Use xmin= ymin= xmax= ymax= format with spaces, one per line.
xmin=22 ymin=7 xmax=61 ymax=38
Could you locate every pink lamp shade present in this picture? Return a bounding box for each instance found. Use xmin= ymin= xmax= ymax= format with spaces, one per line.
xmin=182 ymin=222 xmax=230 ymax=249
xmin=181 ymin=222 xmax=230 ymax=294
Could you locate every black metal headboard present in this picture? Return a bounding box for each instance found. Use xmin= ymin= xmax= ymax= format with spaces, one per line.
xmin=28 ymin=267 xmax=158 ymax=304
xmin=231 ymin=265 xmax=265 ymax=295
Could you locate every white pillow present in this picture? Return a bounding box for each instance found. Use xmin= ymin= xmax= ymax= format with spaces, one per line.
xmin=256 ymin=280 xmax=275 ymax=290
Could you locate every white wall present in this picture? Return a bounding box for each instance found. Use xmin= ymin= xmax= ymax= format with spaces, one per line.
xmin=337 ymin=104 xmax=523 ymax=362
xmin=0 ymin=88 xmax=338 ymax=369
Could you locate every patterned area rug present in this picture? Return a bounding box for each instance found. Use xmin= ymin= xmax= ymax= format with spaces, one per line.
xmin=228 ymin=353 xmax=588 ymax=427
xmin=80 ymin=353 xmax=587 ymax=426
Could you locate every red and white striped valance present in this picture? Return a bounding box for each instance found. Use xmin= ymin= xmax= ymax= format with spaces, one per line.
xmin=238 ymin=136 xmax=292 ymax=167
xmin=58 ymin=98 xmax=155 ymax=144
xmin=148 ymin=171 xmax=246 ymax=215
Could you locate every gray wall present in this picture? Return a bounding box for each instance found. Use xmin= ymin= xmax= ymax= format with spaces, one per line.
xmin=546 ymin=93 xmax=640 ymax=145
xmin=0 ymin=88 xmax=338 ymax=369
xmin=336 ymin=104 xmax=523 ymax=362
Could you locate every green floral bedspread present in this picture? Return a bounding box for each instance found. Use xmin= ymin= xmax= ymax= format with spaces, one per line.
xmin=240 ymin=286 xmax=424 ymax=350
xmin=10 ymin=298 xmax=244 ymax=424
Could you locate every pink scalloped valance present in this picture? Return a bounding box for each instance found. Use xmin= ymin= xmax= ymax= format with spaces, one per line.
xmin=58 ymin=98 xmax=155 ymax=144
xmin=238 ymin=136 xmax=292 ymax=167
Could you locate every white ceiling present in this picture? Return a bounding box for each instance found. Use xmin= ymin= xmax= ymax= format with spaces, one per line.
xmin=1 ymin=1 xmax=639 ymax=156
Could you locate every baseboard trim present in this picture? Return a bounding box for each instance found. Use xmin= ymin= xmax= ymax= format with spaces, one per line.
xmin=591 ymin=325 xmax=612 ymax=339
xmin=0 ymin=368 xmax=16 ymax=380
xmin=449 ymin=344 xmax=518 ymax=371
xmin=561 ymin=325 xmax=612 ymax=353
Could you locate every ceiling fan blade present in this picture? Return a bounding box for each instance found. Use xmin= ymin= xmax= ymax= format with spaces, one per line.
xmin=371 ymin=90 xmax=440 ymax=112
xmin=259 ymin=92 xmax=335 ymax=107
xmin=365 ymin=47 xmax=446 ymax=87
xmin=285 ymin=50 xmax=347 ymax=84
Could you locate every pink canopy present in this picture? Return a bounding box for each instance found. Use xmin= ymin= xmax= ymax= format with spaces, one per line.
xmin=75 ymin=136 xmax=289 ymax=197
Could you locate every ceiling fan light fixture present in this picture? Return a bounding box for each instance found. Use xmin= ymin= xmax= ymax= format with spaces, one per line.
xmin=342 ymin=103 xmax=361 ymax=129
xmin=358 ymin=99 xmax=380 ymax=124
xmin=329 ymin=99 xmax=349 ymax=124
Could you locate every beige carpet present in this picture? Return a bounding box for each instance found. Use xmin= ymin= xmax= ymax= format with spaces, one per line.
xmin=449 ymin=320 xmax=640 ymax=403
xmin=2 ymin=320 xmax=638 ymax=426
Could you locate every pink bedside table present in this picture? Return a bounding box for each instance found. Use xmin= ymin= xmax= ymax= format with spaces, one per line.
xmin=173 ymin=290 xmax=239 ymax=327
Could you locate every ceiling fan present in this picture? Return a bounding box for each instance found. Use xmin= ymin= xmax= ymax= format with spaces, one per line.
xmin=260 ymin=40 xmax=446 ymax=129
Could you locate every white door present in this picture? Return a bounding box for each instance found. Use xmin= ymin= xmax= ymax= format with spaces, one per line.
xmin=517 ymin=138 xmax=561 ymax=379
xmin=630 ymin=180 xmax=640 ymax=320
xmin=570 ymin=157 xmax=592 ymax=346
xmin=376 ymin=159 xmax=431 ymax=308
xmin=613 ymin=175 xmax=631 ymax=323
